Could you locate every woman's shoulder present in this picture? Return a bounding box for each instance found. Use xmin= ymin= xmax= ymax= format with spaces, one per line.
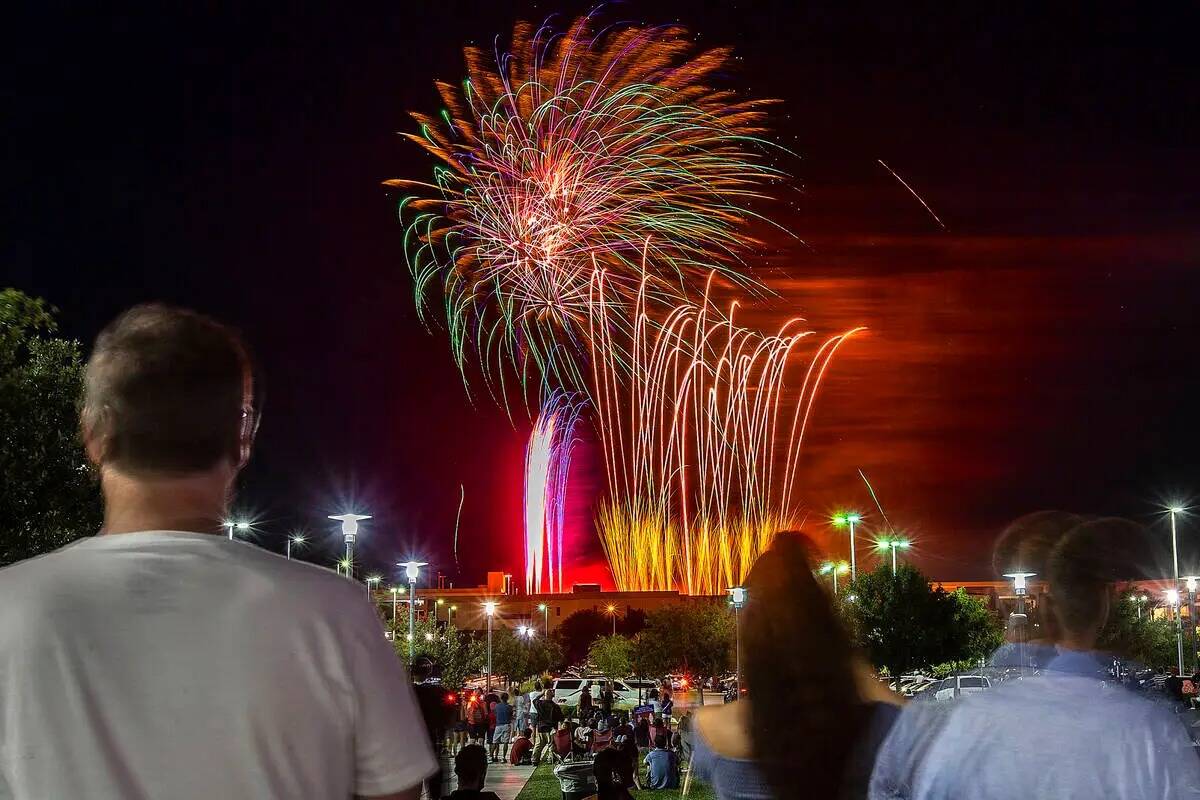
xmin=693 ymin=701 xmax=754 ymax=760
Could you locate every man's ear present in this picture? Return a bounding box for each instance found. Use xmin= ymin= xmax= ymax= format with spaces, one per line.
xmin=236 ymin=405 xmax=258 ymax=470
xmin=81 ymin=413 xmax=106 ymax=467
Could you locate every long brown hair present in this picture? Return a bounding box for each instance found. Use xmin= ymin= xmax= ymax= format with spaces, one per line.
xmin=744 ymin=532 xmax=867 ymax=800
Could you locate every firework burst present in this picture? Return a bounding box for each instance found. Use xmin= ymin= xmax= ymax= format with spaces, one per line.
xmin=524 ymin=390 xmax=586 ymax=594
xmin=387 ymin=11 xmax=783 ymax=403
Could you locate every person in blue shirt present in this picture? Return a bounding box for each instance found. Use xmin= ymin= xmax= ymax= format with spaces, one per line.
xmin=870 ymin=517 xmax=1200 ymax=800
xmin=643 ymin=733 xmax=678 ymax=789
xmin=488 ymin=693 xmax=513 ymax=764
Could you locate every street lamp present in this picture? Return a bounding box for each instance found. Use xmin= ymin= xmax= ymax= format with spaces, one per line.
xmin=728 ymin=587 xmax=747 ymax=698
xmin=1004 ymin=571 xmax=1037 ymax=671
xmin=819 ymin=561 xmax=850 ymax=595
xmin=1168 ymin=505 xmax=1187 ymax=675
xmin=436 ymin=597 xmax=445 ymax=624
xmin=538 ymin=602 xmax=549 ymax=636
xmin=1186 ymin=576 xmax=1199 ymax=672
xmin=328 ymin=513 xmax=371 ymax=580
xmin=223 ymin=519 xmax=250 ymax=541
xmin=398 ymin=561 xmax=427 ymax=660
xmin=286 ymin=534 xmax=305 ymax=560
xmin=876 ymin=538 xmax=910 ymax=575
xmin=337 ymin=557 xmax=351 ymax=577
xmin=449 ymin=604 xmax=458 ymax=628
xmin=484 ymin=601 xmax=498 ymax=692
xmin=365 ymin=574 xmax=381 ymax=600
xmin=1132 ymin=593 xmax=1148 ymax=621
xmin=606 ymin=604 xmax=617 ymax=636
xmin=832 ymin=512 xmax=863 ymax=581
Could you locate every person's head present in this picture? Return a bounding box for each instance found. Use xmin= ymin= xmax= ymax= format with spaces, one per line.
xmin=82 ymin=304 xmax=256 ymax=513
xmin=992 ymin=511 xmax=1084 ymax=645
xmin=653 ymin=716 xmax=662 ymax=726
xmin=592 ymin=748 xmax=625 ymax=792
xmin=454 ymin=744 xmax=489 ymax=790
xmin=410 ymin=656 xmax=434 ymax=683
xmin=500 ymin=692 xmax=509 ymax=703
xmin=744 ymin=532 xmax=865 ymax=800
xmin=522 ymin=727 xmax=533 ymax=739
xmin=653 ymin=732 xmax=667 ymax=749
xmin=1048 ymin=517 xmax=1149 ymax=650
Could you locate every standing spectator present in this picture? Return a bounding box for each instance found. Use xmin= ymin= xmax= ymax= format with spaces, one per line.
xmin=445 ymin=745 xmax=502 ymax=800
xmin=644 ymin=733 xmax=679 ymax=789
xmin=515 ymin=691 xmax=531 ymax=735
xmin=489 ymin=692 xmax=513 ymax=763
xmin=0 ymin=305 xmax=437 ymax=799
xmin=649 ymin=688 xmax=662 ymax=718
xmin=690 ymin=533 xmax=901 ymax=800
xmin=599 ymin=681 xmax=615 ymax=720
xmin=532 ymin=690 xmax=559 ymax=765
xmin=579 ymin=683 xmax=594 ymax=717
xmin=411 ymin=656 xmax=452 ymax=799
xmin=660 ymin=689 xmax=674 ymax=729
xmin=468 ymin=694 xmax=489 ymax=744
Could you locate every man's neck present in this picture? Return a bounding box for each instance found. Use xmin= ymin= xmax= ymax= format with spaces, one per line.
xmin=100 ymin=466 xmax=231 ymax=535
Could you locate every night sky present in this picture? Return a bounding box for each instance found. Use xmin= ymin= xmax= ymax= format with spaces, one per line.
xmin=9 ymin=2 xmax=1199 ymax=584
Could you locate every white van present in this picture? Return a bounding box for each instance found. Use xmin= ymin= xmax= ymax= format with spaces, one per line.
xmin=527 ymin=677 xmax=653 ymax=717
xmin=933 ymin=674 xmax=991 ymax=702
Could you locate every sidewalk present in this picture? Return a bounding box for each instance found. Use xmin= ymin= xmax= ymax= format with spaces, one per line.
xmin=437 ymin=753 xmax=536 ymax=800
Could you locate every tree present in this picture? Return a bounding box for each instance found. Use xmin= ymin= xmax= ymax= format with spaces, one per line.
xmin=0 ymin=290 xmax=101 ymax=566
xmin=588 ymin=635 xmax=634 ymax=678
xmin=395 ymin=617 xmax=485 ymax=690
xmin=844 ymin=565 xmax=968 ymax=680
xmin=1099 ymin=592 xmax=1179 ymax=669
xmin=553 ymin=608 xmax=648 ymax=666
xmin=632 ymin=602 xmax=734 ymax=690
xmin=950 ymin=588 xmax=1005 ymax=664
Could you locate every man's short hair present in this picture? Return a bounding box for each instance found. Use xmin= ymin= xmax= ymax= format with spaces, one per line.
xmin=654 ymin=732 xmax=667 ymax=749
xmin=500 ymin=692 xmax=509 ymax=702
xmin=454 ymin=744 xmax=488 ymax=786
xmin=1049 ymin=517 xmax=1150 ymax=636
xmin=82 ymin=304 xmax=254 ymax=475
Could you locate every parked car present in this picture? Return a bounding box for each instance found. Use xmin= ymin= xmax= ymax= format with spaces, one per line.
xmin=932 ymin=674 xmax=991 ymax=702
xmin=527 ymin=677 xmax=650 ymax=716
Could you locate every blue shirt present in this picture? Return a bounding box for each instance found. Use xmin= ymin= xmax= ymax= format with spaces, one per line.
xmin=869 ymin=650 xmax=1200 ymax=800
xmin=493 ymin=702 xmax=512 ymax=725
xmin=644 ymin=748 xmax=677 ymax=789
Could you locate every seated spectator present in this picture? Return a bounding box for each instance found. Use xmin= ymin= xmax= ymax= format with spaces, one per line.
xmin=445 ymin=744 xmax=501 ymax=800
xmin=644 ymin=733 xmax=679 ymax=790
xmin=509 ymin=728 xmax=534 ymax=766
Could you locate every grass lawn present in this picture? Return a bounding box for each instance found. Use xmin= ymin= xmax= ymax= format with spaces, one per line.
xmin=514 ymin=762 xmax=715 ymax=800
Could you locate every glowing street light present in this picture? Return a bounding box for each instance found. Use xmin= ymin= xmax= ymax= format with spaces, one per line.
xmin=832 ymin=512 xmax=863 ymax=581
xmin=449 ymin=604 xmax=458 ymax=628
xmin=328 ymin=513 xmax=371 ymax=579
xmin=390 ymin=586 xmax=401 ymax=641
xmin=605 ymin=603 xmax=618 ymax=636
xmin=819 ymin=561 xmax=850 ymax=595
xmin=484 ymin=601 xmax=498 ymax=691
xmin=727 ymin=587 xmax=747 ymax=697
xmin=223 ymin=519 xmax=250 ymax=541
xmin=436 ymin=597 xmax=445 ymax=624
xmin=1004 ymin=571 xmax=1037 ymax=671
xmin=365 ymin=574 xmax=381 ymax=600
xmin=1167 ymin=504 xmax=1187 ymax=674
xmin=876 ymin=538 xmax=910 ymax=575
xmin=538 ymin=602 xmax=549 ymax=636
xmin=337 ymin=557 xmax=351 ymax=576
xmin=286 ymin=533 xmax=305 ymax=561
xmin=1132 ymin=593 xmax=1148 ymax=621
xmin=398 ymin=561 xmax=427 ymax=660
xmin=1187 ymin=577 xmax=1200 ymax=672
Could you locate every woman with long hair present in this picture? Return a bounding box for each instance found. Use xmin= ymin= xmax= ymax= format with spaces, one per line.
xmin=690 ymin=532 xmax=901 ymax=800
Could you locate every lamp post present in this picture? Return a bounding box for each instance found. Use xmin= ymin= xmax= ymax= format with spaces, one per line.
xmin=1168 ymin=506 xmax=1186 ymax=675
xmin=390 ymin=586 xmax=400 ymax=641
xmin=224 ymin=520 xmax=250 ymax=541
xmin=449 ymin=604 xmax=458 ymax=628
xmin=366 ymin=574 xmax=381 ymax=600
xmin=286 ymin=534 xmax=305 ymax=560
xmin=728 ymin=587 xmax=747 ymax=698
xmin=819 ymin=561 xmax=849 ymax=595
xmin=337 ymin=557 xmax=351 ymax=577
xmin=877 ymin=538 xmax=911 ymax=575
xmin=832 ymin=512 xmax=863 ymax=581
xmin=436 ymin=597 xmax=445 ymax=624
xmin=1133 ymin=594 xmax=1146 ymax=621
xmin=538 ymin=602 xmax=548 ymax=636
xmin=1187 ymin=576 xmax=1198 ymax=672
xmin=484 ymin=601 xmax=497 ymax=692
xmin=1004 ymin=571 xmax=1036 ymax=672
xmin=328 ymin=513 xmax=371 ymax=580
xmin=398 ymin=561 xmax=427 ymax=661
xmin=606 ymin=604 xmax=617 ymax=636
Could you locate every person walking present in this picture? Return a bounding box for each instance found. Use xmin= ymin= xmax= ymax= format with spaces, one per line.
xmin=489 ymin=692 xmax=513 ymax=763
xmin=514 ymin=692 xmax=531 ymax=735
xmin=411 ymin=656 xmax=452 ymax=799
xmin=0 ymin=305 xmax=436 ymax=799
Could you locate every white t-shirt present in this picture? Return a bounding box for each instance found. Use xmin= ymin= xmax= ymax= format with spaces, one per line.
xmin=0 ymin=531 xmax=437 ymax=799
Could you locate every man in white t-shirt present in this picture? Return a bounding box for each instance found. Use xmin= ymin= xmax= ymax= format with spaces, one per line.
xmin=0 ymin=304 xmax=436 ymax=799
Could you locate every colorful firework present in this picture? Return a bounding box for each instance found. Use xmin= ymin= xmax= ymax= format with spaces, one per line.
xmin=591 ymin=270 xmax=862 ymax=594
xmin=386 ymin=11 xmax=784 ymax=403
xmin=524 ymin=391 xmax=586 ymax=594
